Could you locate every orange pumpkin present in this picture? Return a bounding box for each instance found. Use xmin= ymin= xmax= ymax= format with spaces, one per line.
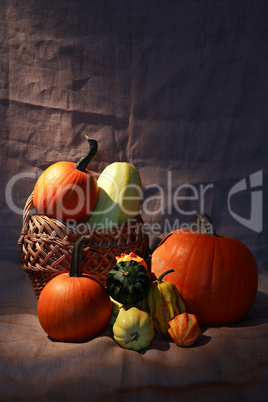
xmin=33 ymin=136 xmax=99 ymax=223
xmin=151 ymin=213 xmax=258 ymax=326
xmin=115 ymin=252 xmax=148 ymax=270
xmin=37 ymin=237 xmax=112 ymax=342
xmin=168 ymin=313 xmax=202 ymax=347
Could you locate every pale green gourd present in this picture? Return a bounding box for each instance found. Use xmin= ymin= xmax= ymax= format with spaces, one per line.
xmin=88 ymin=162 xmax=142 ymax=229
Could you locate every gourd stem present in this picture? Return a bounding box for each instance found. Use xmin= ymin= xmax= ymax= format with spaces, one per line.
xmin=75 ymin=136 xmax=98 ymax=172
xmin=157 ymin=269 xmax=175 ymax=284
xmin=125 ymin=332 xmax=140 ymax=344
xmin=197 ymin=212 xmax=217 ymax=236
xmin=69 ymin=236 xmax=85 ymax=277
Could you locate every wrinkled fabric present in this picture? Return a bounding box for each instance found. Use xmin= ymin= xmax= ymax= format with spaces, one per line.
xmin=0 ymin=0 xmax=267 ymax=401
xmin=0 ymin=275 xmax=268 ymax=401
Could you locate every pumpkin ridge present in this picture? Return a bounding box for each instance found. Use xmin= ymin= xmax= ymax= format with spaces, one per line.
xmin=209 ymin=235 xmax=227 ymax=323
xmin=209 ymin=235 xmax=217 ymax=306
xmin=67 ymin=170 xmax=83 ymax=199
xmin=78 ymin=276 xmax=93 ymax=317
xmin=184 ymin=232 xmax=204 ymax=305
xmin=231 ymin=238 xmax=257 ymax=320
xmin=58 ymin=168 xmax=81 ymax=199
xmin=43 ymin=283 xmax=54 ymax=333
xmin=223 ymin=237 xmax=238 ymax=321
xmin=224 ymin=236 xmax=247 ymax=323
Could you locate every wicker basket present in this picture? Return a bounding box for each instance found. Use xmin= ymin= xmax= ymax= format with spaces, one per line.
xmin=18 ymin=192 xmax=150 ymax=298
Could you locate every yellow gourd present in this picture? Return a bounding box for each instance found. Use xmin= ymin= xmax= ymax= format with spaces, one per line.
xmin=88 ymin=162 xmax=142 ymax=229
xmin=109 ymin=296 xmax=123 ymax=325
xmin=113 ymin=307 xmax=154 ymax=351
xmin=143 ymin=269 xmax=186 ymax=338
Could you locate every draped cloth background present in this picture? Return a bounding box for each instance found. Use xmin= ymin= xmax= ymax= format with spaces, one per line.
xmin=0 ymin=1 xmax=267 ymax=400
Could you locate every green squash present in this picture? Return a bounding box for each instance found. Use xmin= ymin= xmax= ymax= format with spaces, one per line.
xmin=106 ymin=260 xmax=151 ymax=305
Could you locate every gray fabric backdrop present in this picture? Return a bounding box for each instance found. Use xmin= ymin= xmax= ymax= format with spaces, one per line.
xmin=0 ymin=1 xmax=267 ymax=400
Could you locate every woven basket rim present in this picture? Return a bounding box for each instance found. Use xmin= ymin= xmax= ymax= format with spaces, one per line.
xmin=18 ymin=191 xmax=147 ymax=247
xmin=18 ymin=191 xmax=150 ymax=298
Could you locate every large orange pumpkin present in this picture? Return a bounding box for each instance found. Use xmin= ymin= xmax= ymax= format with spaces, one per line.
xmin=33 ymin=136 xmax=99 ymax=223
xmin=151 ymin=213 xmax=258 ymax=326
xmin=37 ymin=237 xmax=112 ymax=342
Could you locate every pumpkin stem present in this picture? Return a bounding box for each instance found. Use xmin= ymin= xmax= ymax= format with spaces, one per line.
xmin=156 ymin=269 xmax=175 ymax=284
xmin=197 ymin=212 xmax=217 ymax=236
xmin=75 ymin=136 xmax=98 ymax=172
xmin=70 ymin=236 xmax=85 ymax=277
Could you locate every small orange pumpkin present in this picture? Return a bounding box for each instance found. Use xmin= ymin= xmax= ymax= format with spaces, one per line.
xmin=37 ymin=237 xmax=112 ymax=342
xmin=33 ymin=136 xmax=99 ymax=223
xmin=115 ymin=252 xmax=148 ymax=270
xmin=168 ymin=312 xmax=202 ymax=347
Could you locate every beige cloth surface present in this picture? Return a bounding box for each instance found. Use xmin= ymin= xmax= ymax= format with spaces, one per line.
xmin=0 ymin=268 xmax=267 ymax=402
xmin=1 ymin=1 xmax=267 ymax=401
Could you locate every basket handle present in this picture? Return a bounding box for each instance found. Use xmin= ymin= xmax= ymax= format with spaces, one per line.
xmin=18 ymin=191 xmax=34 ymax=247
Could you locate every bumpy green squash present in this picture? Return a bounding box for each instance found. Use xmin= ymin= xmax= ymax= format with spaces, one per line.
xmin=88 ymin=162 xmax=142 ymax=229
xmin=106 ymin=260 xmax=151 ymax=305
